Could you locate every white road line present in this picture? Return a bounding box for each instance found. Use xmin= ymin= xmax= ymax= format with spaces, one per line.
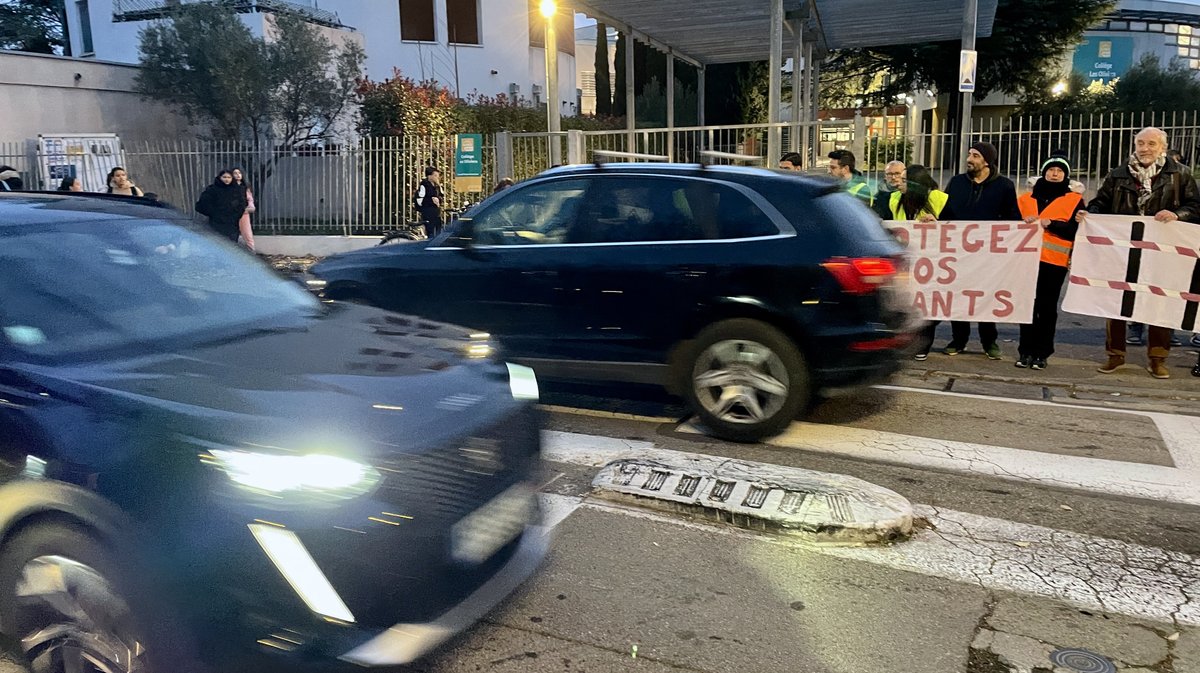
xmin=534 ymin=472 xmax=1200 ymax=626
xmin=722 ymin=421 xmax=1200 ymax=507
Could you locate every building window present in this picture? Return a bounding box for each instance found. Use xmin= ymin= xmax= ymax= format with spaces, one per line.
xmin=1098 ymin=40 xmax=1112 ymax=58
xmin=1182 ymin=25 xmax=1194 ymax=36
xmin=1181 ymin=46 xmax=1191 ymax=58
xmin=77 ymin=0 xmax=93 ymax=54
xmin=528 ymin=0 xmax=575 ymax=56
xmin=1129 ymin=21 xmax=1146 ymax=31
xmin=1148 ymin=23 xmax=1162 ymax=32
xmin=399 ymin=0 xmax=436 ymax=42
xmin=1109 ymin=21 xmax=1128 ymax=30
xmin=446 ymin=0 xmax=480 ymax=44
xmin=1166 ymin=24 xmax=1180 ymax=34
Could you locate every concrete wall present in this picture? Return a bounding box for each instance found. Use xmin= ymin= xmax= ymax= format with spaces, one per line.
xmin=0 ymin=51 xmax=198 ymax=145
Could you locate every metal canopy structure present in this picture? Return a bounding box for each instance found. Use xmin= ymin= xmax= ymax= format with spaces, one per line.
xmin=572 ymin=0 xmax=999 ymax=65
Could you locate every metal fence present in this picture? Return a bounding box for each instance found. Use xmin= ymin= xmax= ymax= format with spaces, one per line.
xmin=120 ymin=137 xmax=494 ymax=234
xmin=4 ymin=111 xmax=1198 ymax=231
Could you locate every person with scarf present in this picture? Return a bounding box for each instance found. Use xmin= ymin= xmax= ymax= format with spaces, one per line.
xmin=195 ymin=170 xmax=249 ymax=243
xmin=1080 ymin=127 xmax=1200 ymax=379
xmin=1015 ymin=152 xmax=1085 ymax=370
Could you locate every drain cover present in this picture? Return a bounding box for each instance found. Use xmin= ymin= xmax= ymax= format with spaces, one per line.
xmin=1049 ymin=648 xmax=1116 ymax=673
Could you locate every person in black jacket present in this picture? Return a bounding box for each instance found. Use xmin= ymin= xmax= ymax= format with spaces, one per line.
xmin=416 ymin=166 xmax=444 ymax=238
xmin=940 ymin=142 xmax=1022 ymax=360
xmin=195 ymin=170 xmax=249 ymax=243
xmin=1080 ymin=127 xmax=1200 ymax=379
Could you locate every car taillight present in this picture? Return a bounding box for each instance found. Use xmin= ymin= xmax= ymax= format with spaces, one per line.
xmin=821 ymin=257 xmax=898 ymax=295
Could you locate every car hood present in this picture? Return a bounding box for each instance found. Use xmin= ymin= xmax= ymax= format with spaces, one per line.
xmin=313 ymin=240 xmax=431 ymax=272
xmin=16 ymin=304 xmax=521 ymax=464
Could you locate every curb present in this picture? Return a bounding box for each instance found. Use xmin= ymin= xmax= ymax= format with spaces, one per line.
xmin=899 ymin=368 xmax=1200 ymax=403
xmin=590 ymin=449 xmax=913 ymax=546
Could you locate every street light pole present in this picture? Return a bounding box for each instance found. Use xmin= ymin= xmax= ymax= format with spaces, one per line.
xmin=541 ymin=0 xmax=562 ymax=166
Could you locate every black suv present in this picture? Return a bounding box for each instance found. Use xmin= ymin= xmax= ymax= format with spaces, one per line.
xmin=314 ymin=164 xmax=916 ymax=442
xmin=0 ymin=193 xmax=545 ymax=672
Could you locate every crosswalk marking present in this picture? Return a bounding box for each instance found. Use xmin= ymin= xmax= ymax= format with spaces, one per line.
xmin=537 ymin=432 xmax=1200 ymax=627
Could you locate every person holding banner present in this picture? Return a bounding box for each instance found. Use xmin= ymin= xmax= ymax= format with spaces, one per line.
xmin=1015 ymin=152 xmax=1085 ymax=370
xmin=1079 ymin=127 xmax=1200 ymax=379
xmin=941 ymin=142 xmax=1022 ymax=360
xmin=890 ymin=165 xmax=950 ymax=360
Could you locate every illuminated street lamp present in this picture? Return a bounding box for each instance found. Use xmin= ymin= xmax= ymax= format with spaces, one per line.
xmin=1051 ymin=80 xmax=1068 ymax=97
xmin=541 ymin=0 xmax=562 ymax=164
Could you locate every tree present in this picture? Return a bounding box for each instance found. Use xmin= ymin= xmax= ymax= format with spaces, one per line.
xmin=822 ymin=0 xmax=1115 ymax=105
xmin=594 ymin=23 xmax=612 ymax=117
xmin=614 ymin=32 xmax=627 ymax=117
xmin=135 ymin=3 xmax=365 ymax=144
xmin=1018 ymin=55 xmax=1200 ymax=116
xmin=0 ymin=0 xmax=67 ymax=54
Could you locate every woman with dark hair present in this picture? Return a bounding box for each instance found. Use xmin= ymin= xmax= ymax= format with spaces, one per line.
xmin=494 ymin=177 xmax=515 ymax=194
xmin=887 ymin=164 xmax=948 ymax=221
xmin=890 ymin=165 xmax=950 ymax=362
xmin=231 ymin=167 xmax=256 ymax=251
xmin=195 ymin=170 xmax=248 ymax=243
xmin=106 ymin=167 xmax=144 ymax=196
xmin=57 ymin=177 xmax=83 ymax=192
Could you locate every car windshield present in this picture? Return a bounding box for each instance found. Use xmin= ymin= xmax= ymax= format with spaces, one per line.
xmin=0 ymin=217 xmax=319 ymax=358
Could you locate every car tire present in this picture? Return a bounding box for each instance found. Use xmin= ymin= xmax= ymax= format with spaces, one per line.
xmin=682 ymin=318 xmax=810 ymax=443
xmin=0 ymin=519 xmax=202 ymax=673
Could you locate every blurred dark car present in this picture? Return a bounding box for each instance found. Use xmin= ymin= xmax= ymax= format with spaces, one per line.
xmin=313 ymin=164 xmax=916 ymax=442
xmin=0 ymin=193 xmax=546 ymax=672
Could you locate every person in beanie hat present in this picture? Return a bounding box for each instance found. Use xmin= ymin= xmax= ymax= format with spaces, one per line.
xmin=940 ymin=141 xmax=1022 ymax=359
xmin=1014 ymin=150 xmax=1086 ymax=370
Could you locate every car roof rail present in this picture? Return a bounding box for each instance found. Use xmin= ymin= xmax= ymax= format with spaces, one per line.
xmin=590 ymin=150 xmax=670 ymax=167
xmin=698 ymin=150 xmax=763 ymax=169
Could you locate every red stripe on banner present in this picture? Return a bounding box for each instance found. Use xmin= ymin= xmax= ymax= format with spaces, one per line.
xmin=1069 ymin=275 xmax=1089 ymax=285
xmin=1149 ymin=285 xmax=1168 ymax=296
xmin=1131 ymin=241 xmax=1162 ymax=251
xmin=1185 ymin=292 xmax=1200 ymax=303
xmin=1108 ymin=281 xmax=1132 ymax=291
xmin=1087 ymin=236 xmax=1115 ymax=246
xmin=1177 ymin=247 xmax=1200 ymax=258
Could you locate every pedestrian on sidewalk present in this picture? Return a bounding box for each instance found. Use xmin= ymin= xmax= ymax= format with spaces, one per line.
xmin=941 ymin=141 xmax=1022 ymax=360
xmin=1015 ymin=151 xmax=1086 ymax=371
xmin=494 ymin=177 xmax=515 ymax=194
xmin=57 ymin=177 xmax=83 ymax=192
xmin=0 ymin=165 xmax=23 ymax=191
xmin=416 ymin=166 xmax=444 ymax=239
xmin=827 ymin=150 xmax=875 ymax=208
xmin=232 ymin=168 xmax=256 ymax=252
xmin=106 ymin=167 xmax=144 ymax=197
xmin=1080 ymin=127 xmax=1200 ymax=379
xmin=874 ymin=160 xmax=906 ymax=219
xmin=889 ymin=165 xmax=950 ymax=361
xmin=195 ymin=170 xmax=248 ymax=244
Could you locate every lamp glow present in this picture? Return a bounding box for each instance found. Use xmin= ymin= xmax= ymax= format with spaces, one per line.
xmin=209 ymin=450 xmax=378 ymax=495
xmin=539 ymin=0 xmax=555 ymax=18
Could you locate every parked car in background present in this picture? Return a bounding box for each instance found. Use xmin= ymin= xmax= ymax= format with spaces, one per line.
xmin=0 ymin=193 xmax=545 ymax=672
xmin=313 ymin=164 xmax=916 ymax=442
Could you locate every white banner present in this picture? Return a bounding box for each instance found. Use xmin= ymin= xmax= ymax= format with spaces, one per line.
xmin=884 ymin=220 xmax=1042 ymax=322
xmin=1062 ymin=214 xmax=1200 ymax=330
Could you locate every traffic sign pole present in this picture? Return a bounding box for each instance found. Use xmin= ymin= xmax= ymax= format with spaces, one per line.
xmin=959 ymin=0 xmax=978 ymax=172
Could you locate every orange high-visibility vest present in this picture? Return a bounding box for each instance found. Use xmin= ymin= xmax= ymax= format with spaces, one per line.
xmin=1018 ymin=192 xmax=1083 ymax=267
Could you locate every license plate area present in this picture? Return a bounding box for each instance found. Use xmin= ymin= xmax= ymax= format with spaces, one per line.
xmin=451 ymin=483 xmax=536 ymax=564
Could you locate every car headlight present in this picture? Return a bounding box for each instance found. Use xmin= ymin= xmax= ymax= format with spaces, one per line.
xmin=204 ymin=449 xmax=381 ymax=501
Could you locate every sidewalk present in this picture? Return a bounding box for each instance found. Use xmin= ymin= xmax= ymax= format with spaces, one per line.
xmin=906 ymin=316 xmax=1200 ymax=415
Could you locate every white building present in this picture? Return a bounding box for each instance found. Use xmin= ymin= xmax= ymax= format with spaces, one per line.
xmin=575 ymin=21 xmax=616 ymax=116
xmin=62 ymin=0 xmax=578 ymax=113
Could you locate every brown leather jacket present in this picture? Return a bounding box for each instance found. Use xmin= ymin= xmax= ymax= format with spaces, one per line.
xmin=1088 ymin=157 xmax=1200 ymax=221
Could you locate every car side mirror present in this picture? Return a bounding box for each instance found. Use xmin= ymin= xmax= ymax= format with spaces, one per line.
xmin=449 ymin=217 xmax=476 ymax=250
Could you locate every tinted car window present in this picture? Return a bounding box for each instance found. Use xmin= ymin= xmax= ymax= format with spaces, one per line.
xmin=471 ymin=179 xmax=588 ymax=246
xmin=570 ymin=177 xmax=776 ymax=244
xmin=0 ymin=219 xmax=318 ymax=357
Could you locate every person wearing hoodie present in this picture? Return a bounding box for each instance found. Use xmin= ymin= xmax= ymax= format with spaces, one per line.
xmin=940 ymin=141 xmax=1022 ymax=360
xmin=0 ymin=165 xmax=23 ymax=191
xmin=195 ymin=170 xmax=249 ymax=243
xmin=1014 ymin=153 xmax=1086 ymax=370
xmin=1079 ymin=127 xmax=1200 ymax=379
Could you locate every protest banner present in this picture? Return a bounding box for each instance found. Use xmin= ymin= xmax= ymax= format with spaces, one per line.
xmin=884 ymin=220 xmax=1042 ymax=322
xmin=1062 ymin=214 xmax=1200 ymax=330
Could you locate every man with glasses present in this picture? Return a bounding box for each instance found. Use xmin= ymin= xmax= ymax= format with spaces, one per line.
xmin=874 ymin=160 xmax=907 ymax=219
